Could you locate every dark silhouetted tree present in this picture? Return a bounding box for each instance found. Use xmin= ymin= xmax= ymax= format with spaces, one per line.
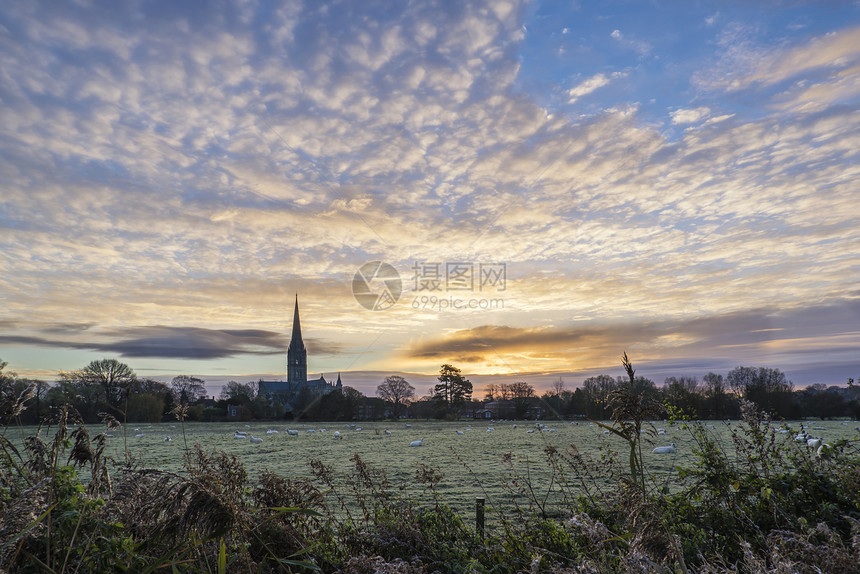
xmin=376 ymin=375 xmax=415 ymax=418
xmin=219 ymin=381 xmax=256 ymax=404
xmin=62 ymin=359 xmax=137 ymax=412
xmin=171 ymin=375 xmax=207 ymax=404
xmin=341 ymin=386 xmax=366 ymax=420
xmin=508 ymin=381 xmax=536 ymax=419
xmin=663 ymin=376 xmax=701 ymax=418
xmin=702 ymin=371 xmax=737 ymax=419
xmin=484 ymin=383 xmax=499 ymax=401
xmin=581 ymin=374 xmax=617 ymax=418
xmin=433 ymin=364 xmax=472 ymax=419
xmin=727 ymin=366 xmax=793 ymax=418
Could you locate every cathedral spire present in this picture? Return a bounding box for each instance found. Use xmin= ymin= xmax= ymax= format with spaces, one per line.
xmin=290 ymin=293 xmax=303 ymax=347
xmin=287 ymin=294 xmax=307 ymax=386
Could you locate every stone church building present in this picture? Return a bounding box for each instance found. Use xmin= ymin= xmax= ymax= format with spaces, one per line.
xmin=257 ymin=296 xmax=342 ymax=414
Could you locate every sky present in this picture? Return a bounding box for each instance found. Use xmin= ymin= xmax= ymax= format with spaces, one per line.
xmin=1 ymin=0 xmax=859 ymax=398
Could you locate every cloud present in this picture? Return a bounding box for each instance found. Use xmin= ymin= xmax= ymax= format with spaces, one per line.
xmin=695 ymin=23 xmax=860 ymax=110
xmin=403 ymin=299 xmax=860 ymax=377
xmin=568 ymin=72 xmax=625 ymax=103
xmin=0 ymin=326 xmax=287 ymax=359
xmin=749 ymin=25 xmax=860 ymax=88
xmin=670 ymin=107 xmax=711 ymax=124
xmin=609 ymin=28 xmax=651 ymax=57
xmin=0 ymin=1 xmax=858 ymax=385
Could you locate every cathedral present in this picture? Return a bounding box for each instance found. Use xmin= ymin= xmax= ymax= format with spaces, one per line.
xmin=257 ymin=295 xmax=342 ymax=414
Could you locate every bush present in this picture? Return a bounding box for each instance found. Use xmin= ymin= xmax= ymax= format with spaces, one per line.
xmin=1 ymin=398 xmax=859 ymax=572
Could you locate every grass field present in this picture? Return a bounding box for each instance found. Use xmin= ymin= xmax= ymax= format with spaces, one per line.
xmin=10 ymin=417 xmax=857 ymax=519
xmin=4 ymin=414 xmax=860 ymax=572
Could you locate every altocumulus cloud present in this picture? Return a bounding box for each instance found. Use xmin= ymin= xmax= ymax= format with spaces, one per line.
xmin=0 ymin=1 xmax=859 ymax=383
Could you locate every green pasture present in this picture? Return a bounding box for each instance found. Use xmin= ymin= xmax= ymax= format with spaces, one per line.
xmin=7 ymin=418 xmax=859 ymax=518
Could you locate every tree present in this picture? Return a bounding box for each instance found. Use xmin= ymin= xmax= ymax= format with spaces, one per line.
xmin=219 ymin=381 xmax=256 ymax=404
xmin=62 ymin=359 xmax=137 ymax=412
xmin=581 ymin=374 xmax=617 ymax=419
xmin=551 ymin=377 xmax=566 ymax=397
xmin=292 ymin=385 xmax=318 ymax=420
xmin=508 ymin=382 xmax=535 ymax=419
xmin=341 ymin=386 xmax=366 ymax=420
xmin=127 ymin=378 xmax=172 ymax=421
xmin=663 ymin=376 xmax=701 ymax=418
xmin=541 ymin=386 xmax=574 ymax=419
xmin=433 ymin=364 xmax=473 ymax=419
xmin=50 ymin=376 xmax=105 ymax=423
xmin=727 ymin=366 xmax=793 ymax=418
xmin=797 ymin=385 xmax=847 ymax=419
xmin=702 ymin=372 xmax=737 ymax=419
xmin=484 ymin=383 xmax=499 ymax=401
xmin=131 ymin=378 xmax=171 ymax=396
xmin=171 ymin=375 xmax=207 ymax=404
xmin=376 ymin=376 xmax=415 ymax=418
xmin=847 ymin=378 xmax=860 ymax=418
xmin=363 ymin=396 xmax=387 ymax=420
xmin=407 ymin=396 xmax=435 ymax=419
xmin=127 ymin=393 xmax=165 ymax=423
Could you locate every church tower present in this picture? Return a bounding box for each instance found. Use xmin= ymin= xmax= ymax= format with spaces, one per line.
xmin=287 ymin=295 xmax=307 ymax=386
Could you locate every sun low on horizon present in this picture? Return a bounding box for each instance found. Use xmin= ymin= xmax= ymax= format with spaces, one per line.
xmin=1 ymin=1 xmax=859 ymax=396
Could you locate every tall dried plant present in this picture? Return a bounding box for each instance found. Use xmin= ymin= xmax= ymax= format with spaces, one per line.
xmin=171 ymin=402 xmax=189 ymax=452
xmin=590 ymin=352 xmax=662 ymax=499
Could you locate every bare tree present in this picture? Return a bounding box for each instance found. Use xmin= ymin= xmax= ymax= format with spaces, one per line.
xmin=170 ymin=375 xmax=207 ymax=404
xmin=551 ymin=377 xmax=565 ymax=397
xmin=61 ymin=358 xmax=137 ymax=411
xmin=484 ymin=383 xmax=498 ymax=401
xmin=508 ymin=382 xmax=536 ymax=419
xmin=376 ymin=375 xmax=415 ymax=418
xmin=581 ymin=374 xmax=617 ymax=418
xmin=219 ymin=381 xmax=256 ymax=404
xmin=663 ymin=376 xmax=700 ymax=416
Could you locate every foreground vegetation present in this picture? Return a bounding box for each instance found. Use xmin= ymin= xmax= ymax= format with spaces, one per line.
xmin=2 ymin=357 xmax=859 ymax=572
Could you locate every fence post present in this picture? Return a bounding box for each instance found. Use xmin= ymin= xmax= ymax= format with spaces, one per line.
xmin=476 ymin=497 xmax=485 ymax=539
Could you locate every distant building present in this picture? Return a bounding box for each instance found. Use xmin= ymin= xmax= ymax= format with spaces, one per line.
xmin=475 ymin=400 xmax=515 ymax=419
xmin=257 ymin=295 xmax=342 ymax=414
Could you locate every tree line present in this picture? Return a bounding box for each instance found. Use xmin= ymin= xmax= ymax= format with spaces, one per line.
xmin=540 ymin=366 xmax=860 ymax=421
xmin=1 ymin=357 xmax=857 ymax=425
